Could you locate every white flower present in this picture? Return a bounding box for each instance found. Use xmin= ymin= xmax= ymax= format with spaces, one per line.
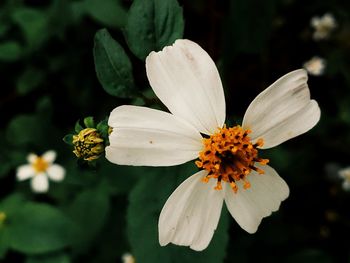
xmin=16 ymin=150 xmax=65 ymax=193
xmin=338 ymin=167 xmax=350 ymax=191
xmin=122 ymin=253 xmax=135 ymax=263
xmin=303 ymin=56 xmax=326 ymax=76
xmin=311 ymin=13 xmax=337 ymax=40
xmin=106 ymin=39 xmax=321 ymax=251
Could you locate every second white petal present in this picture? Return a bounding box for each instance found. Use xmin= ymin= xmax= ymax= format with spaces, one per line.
xmin=242 ymin=69 xmax=320 ymax=149
xmin=158 ymin=170 xmax=224 ymax=251
xmin=146 ymin=39 xmax=226 ymax=135
xmin=106 ymin=106 xmax=203 ymax=166
xmin=224 ymin=164 xmax=289 ymax=234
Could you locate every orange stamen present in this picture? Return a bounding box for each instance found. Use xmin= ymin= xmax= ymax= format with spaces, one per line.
xmin=196 ymin=125 xmax=268 ymax=193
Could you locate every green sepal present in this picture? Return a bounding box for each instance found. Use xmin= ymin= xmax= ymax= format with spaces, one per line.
xmin=62 ymin=134 xmax=74 ymax=146
xmin=74 ymin=120 xmax=83 ymax=133
xmin=83 ymin=116 xmax=95 ymax=128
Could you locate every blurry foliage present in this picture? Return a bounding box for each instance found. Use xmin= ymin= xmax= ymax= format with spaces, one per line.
xmin=0 ymin=0 xmax=350 ymax=262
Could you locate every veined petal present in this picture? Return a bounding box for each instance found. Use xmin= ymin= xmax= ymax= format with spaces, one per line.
xmin=106 ymin=105 xmax=203 ymax=166
xmin=31 ymin=174 xmax=49 ymax=193
xmin=159 ymin=171 xmax=224 ymax=251
xmin=47 ymin=164 xmax=65 ymax=182
xmin=16 ymin=164 xmax=35 ymax=181
xmin=42 ymin=150 xmax=57 ymax=163
xmin=242 ymin=69 xmax=320 ymax=148
xmin=224 ymin=164 xmax=289 ymax=233
xmin=146 ymin=39 xmax=226 ymax=135
xmin=159 ymin=170 xmax=224 ymax=251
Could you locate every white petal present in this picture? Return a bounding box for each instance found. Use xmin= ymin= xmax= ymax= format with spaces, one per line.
xmin=242 ymin=69 xmax=320 ymax=149
xmin=27 ymin=153 xmax=37 ymax=164
xmin=47 ymin=164 xmax=65 ymax=182
xmin=106 ymin=105 xmax=203 ymax=166
xmin=224 ymin=164 xmax=289 ymax=233
xmin=16 ymin=164 xmax=35 ymax=181
xmin=146 ymin=39 xmax=226 ymax=135
xmin=31 ymin=174 xmax=49 ymax=193
xmin=42 ymin=150 xmax=57 ymax=163
xmin=159 ymin=170 xmax=224 ymax=251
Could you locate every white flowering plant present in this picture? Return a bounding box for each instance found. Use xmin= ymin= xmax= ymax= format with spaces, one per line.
xmin=0 ymin=0 xmax=350 ymax=263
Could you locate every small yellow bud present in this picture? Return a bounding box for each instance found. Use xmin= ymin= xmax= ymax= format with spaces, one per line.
xmin=73 ymin=128 xmax=104 ymax=161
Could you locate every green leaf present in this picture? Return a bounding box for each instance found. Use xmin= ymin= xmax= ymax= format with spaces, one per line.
xmin=16 ymin=67 xmax=45 ymax=95
xmin=26 ymin=252 xmax=70 ymax=263
xmin=93 ymin=28 xmax=136 ymax=98
xmin=0 ymin=41 xmax=22 ymax=61
xmin=8 ymin=203 xmax=77 ymax=254
xmin=127 ymin=165 xmax=229 ymax=263
xmin=84 ymin=0 xmax=127 ymax=28
xmin=68 ymin=187 xmax=110 ymax=250
xmin=6 ymin=114 xmax=43 ymax=146
xmin=0 ymin=194 xmax=25 ymax=258
xmin=12 ymin=8 xmax=48 ymax=49
xmin=83 ymin=116 xmax=95 ymax=128
xmin=124 ymin=0 xmax=184 ymax=60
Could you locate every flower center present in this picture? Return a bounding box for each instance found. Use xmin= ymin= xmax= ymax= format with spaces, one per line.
xmin=32 ymin=157 xmax=49 ymax=173
xmin=195 ymin=125 xmax=269 ymax=193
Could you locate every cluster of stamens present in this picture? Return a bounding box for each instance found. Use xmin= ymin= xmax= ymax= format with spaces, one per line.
xmin=195 ymin=125 xmax=269 ymax=193
xmin=32 ymin=157 xmax=49 ymax=173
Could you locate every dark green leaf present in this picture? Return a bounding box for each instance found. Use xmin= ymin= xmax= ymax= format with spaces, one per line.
xmin=16 ymin=67 xmax=45 ymax=95
xmin=0 ymin=41 xmax=22 ymax=61
xmin=8 ymin=203 xmax=77 ymax=254
xmin=6 ymin=114 xmax=43 ymax=146
xmin=68 ymin=187 xmax=110 ymax=250
xmin=12 ymin=8 xmax=48 ymax=49
xmin=127 ymin=165 xmax=229 ymax=263
xmin=26 ymin=252 xmax=70 ymax=263
xmin=93 ymin=28 xmax=135 ymax=98
xmin=84 ymin=0 xmax=127 ymax=28
xmin=125 ymin=0 xmax=184 ymax=60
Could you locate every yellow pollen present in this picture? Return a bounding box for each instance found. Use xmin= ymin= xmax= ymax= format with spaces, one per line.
xmin=196 ymin=125 xmax=269 ymax=193
xmin=32 ymin=157 xmax=49 ymax=173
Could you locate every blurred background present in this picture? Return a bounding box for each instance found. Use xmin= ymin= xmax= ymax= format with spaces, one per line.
xmin=1 ymin=0 xmax=350 ymax=262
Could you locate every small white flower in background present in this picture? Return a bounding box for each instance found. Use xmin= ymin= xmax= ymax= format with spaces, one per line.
xmin=338 ymin=167 xmax=350 ymax=191
xmin=122 ymin=253 xmax=135 ymax=263
xmin=16 ymin=150 xmax=65 ymax=193
xmin=303 ymin=56 xmax=326 ymax=76
xmin=106 ymin=39 xmax=321 ymax=251
xmin=311 ymin=13 xmax=337 ymax=41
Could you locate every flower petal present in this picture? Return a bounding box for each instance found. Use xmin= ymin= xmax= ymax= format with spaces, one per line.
xmin=47 ymin=164 xmax=65 ymax=182
xmin=159 ymin=170 xmax=224 ymax=251
xmin=224 ymin=164 xmax=289 ymax=233
xmin=146 ymin=39 xmax=226 ymax=135
xmin=27 ymin=153 xmax=37 ymax=164
xmin=16 ymin=164 xmax=34 ymax=181
xmin=42 ymin=150 xmax=57 ymax=163
xmin=31 ymin=174 xmax=49 ymax=193
xmin=242 ymin=69 xmax=320 ymax=149
xmin=106 ymin=105 xmax=203 ymax=166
